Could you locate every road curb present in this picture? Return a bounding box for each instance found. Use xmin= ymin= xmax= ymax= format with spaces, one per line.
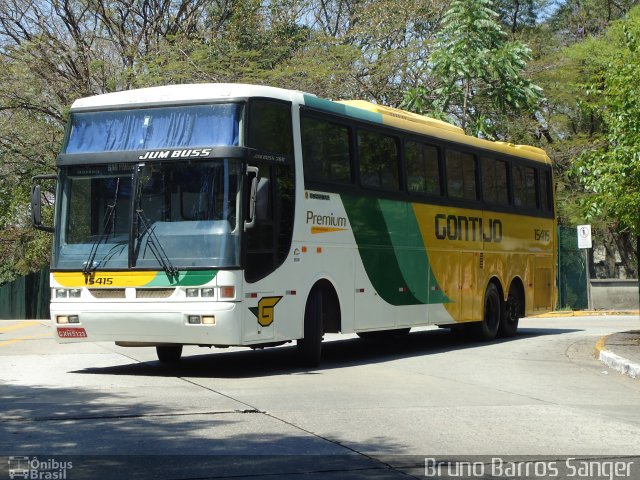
xmin=532 ymin=310 xmax=640 ymax=318
xmin=594 ymin=335 xmax=640 ymax=379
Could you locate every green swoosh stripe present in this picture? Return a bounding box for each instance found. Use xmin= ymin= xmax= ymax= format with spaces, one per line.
xmin=146 ymin=270 xmax=218 ymax=287
xmin=342 ymin=195 xmax=448 ymax=306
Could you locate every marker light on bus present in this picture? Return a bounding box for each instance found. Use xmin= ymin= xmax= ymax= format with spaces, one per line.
xmin=56 ymin=315 xmax=79 ymax=324
xmin=188 ymin=315 xmax=201 ymax=324
xmin=202 ymin=316 xmax=216 ymax=325
xmin=219 ymin=286 xmax=235 ymax=299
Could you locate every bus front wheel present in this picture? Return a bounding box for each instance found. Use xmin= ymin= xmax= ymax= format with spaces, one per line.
xmin=476 ymin=283 xmax=502 ymax=341
xmin=156 ymin=345 xmax=183 ymax=363
xmin=297 ymin=288 xmax=324 ymax=367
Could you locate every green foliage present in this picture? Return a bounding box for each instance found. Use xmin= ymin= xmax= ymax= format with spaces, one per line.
xmin=572 ymin=20 xmax=640 ymax=235
xmin=402 ymin=0 xmax=543 ymax=139
xmin=0 ymin=0 xmax=638 ymax=282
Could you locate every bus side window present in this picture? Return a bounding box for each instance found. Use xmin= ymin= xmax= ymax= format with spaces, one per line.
xmin=405 ymin=141 xmax=441 ymax=196
xmin=301 ymin=116 xmax=352 ymax=184
xmin=357 ymin=129 xmax=400 ymax=191
xmin=481 ymin=157 xmax=509 ymax=206
xmin=248 ymin=100 xmax=293 ymax=156
xmin=446 ymin=149 xmax=477 ymax=200
xmin=513 ymin=164 xmax=537 ymax=210
xmin=539 ymin=169 xmax=553 ymax=213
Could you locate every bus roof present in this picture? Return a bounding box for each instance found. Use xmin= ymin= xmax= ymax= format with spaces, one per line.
xmin=70 ymin=83 xmax=550 ymax=165
xmin=70 ymin=83 xmax=304 ymax=111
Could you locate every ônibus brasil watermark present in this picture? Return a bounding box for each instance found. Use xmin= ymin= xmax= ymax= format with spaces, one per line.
xmin=425 ymin=457 xmax=636 ymax=480
xmin=8 ymin=456 xmax=73 ymax=480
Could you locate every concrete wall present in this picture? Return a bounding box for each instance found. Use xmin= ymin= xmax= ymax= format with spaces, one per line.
xmin=590 ymin=279 xmax=640 ymax=311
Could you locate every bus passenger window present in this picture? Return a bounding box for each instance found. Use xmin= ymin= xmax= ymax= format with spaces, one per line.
xmin=358 ymin=130 xmax=400 ymax=191
xmin=481 ymin=157 xmax=509 ymax=206
xmin=513 ymin=164 xmax=537 ymax=209
xmin=406 ymin=141 xmax=441 ymax=195
xmin=540 ymin=170 xmax=553 ymax=213
xmin=248 ymin=101 xmax=293 ymax=156
xmin=301 ymin=117 xmax=351 ymax=183
xmin=446 ymin=150 xmax=477 ymax=200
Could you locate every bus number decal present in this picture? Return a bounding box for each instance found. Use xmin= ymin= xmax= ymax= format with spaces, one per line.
xmin=249 ymin=296 xmax=283 ymax=327
xmin=84 ymin=276 xmax=114 ymax=286
xmin=535 ymin=229 xmax=550 ymax=242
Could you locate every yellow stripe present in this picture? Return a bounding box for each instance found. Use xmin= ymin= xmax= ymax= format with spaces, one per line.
xmin=53 ymin=271 xmax=158 ymax=287
xmin=0 ymin=320 xmax=39 ymax=334
xmin=311 ymin=226 xmax=348 ymax=234
xmin=0 ymin=334 xmax=46 ymax=347
xmin=594 ymin=335 xmax=608 ymax=358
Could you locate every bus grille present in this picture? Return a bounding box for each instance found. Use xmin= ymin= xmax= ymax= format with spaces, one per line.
xmin=88 ymin=288 xmax=126 ymax=298
xmin=136 ymin=288 xmax=175 ymax=299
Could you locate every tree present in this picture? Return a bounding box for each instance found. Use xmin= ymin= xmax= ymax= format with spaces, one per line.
xmin=573 ymin=24 xmax=640 ymax=238
xmin=495 ymin=0 xmax=549 ymax=34
xmin=402 ymin=0 xmax=543 ymax=139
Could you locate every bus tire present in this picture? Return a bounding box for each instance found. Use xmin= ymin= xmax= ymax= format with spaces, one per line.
xmin=297 ymin=288 xmax=324 ymax=367
xmin=499 ymin=291 xmax=520 ymax=337
xmin=476 ymin=283 xmax=502 ymax=341
xmin=156 ymin=345 xmax=183 ymax=363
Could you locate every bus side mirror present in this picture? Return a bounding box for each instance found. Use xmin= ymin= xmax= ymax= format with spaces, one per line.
xmin=31 ymin=175 xmax=56 ymax=233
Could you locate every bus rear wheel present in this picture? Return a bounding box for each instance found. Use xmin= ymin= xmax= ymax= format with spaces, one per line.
xmin=499 ymin=291 xmax=520 ymax=337
xmin=156 ymin=345 xmax=183 ymax=363
xmin=476 ymin=283 xmax=502 ymax=341
xmin=297 ymin=288 xmax=324 ymax=368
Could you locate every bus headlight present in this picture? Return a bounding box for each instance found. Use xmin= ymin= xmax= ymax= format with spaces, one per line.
xmin=186 ymin=288 xmax=199 ymax=298
xmin=55 ymin=289 xmax=82 ymax=299
xmin=56 ymin=315 xmax=79 ymax=324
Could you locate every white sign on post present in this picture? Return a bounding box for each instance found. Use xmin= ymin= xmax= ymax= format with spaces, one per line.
xmin=577 ymin=224 xmax=592 ymax=249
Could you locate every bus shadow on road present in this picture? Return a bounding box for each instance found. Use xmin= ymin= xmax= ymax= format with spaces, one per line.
xmin=72 ymin=326 xmax=582 ymax=379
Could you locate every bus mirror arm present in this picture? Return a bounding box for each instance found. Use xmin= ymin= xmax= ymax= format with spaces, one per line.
xmin=31 ymin=174 xmax=56 ymax=233
xmin=244 ymin=166 xmax=259 ymax=231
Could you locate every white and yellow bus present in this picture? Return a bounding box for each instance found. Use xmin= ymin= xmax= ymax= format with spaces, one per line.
xmin=32 ymin=84 xmax=556 ymax=366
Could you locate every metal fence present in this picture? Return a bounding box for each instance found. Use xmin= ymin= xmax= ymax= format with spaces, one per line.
xmin=0 ymin=269 xmax=50 ymax=319
xmin=557 ymin=226 xmax=588 ymax=310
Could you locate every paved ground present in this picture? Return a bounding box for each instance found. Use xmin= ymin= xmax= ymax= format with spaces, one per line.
xmin=1 ymin=315 xmax=640 ymax=479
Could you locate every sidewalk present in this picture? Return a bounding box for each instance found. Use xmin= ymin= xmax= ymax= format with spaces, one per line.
xmin=595 ymin=331 xmax=640 ymax=379
xmin=532 ymin=309 xmax=640 ymax=379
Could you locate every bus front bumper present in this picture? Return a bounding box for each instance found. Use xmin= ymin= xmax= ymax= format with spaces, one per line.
xmin=50 ymin=301 xmax=242 ymax=346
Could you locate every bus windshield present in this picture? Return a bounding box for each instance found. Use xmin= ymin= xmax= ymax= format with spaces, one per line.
xmin=53 ymin=160 xmax=242 ymax=271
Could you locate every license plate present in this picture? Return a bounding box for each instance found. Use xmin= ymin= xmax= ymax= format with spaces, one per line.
xmin=57 ymin=327 xmax=88 ymax=338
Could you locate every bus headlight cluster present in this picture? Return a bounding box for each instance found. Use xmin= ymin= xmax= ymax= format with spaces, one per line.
xmin=55 ymin=289 xmax=82 ymax=299
xmin=56 ymin=315 xmax=80 ymax=324
xmin=188 ymin=315 xmax=216 ymax=325
xmin=185 ymin=287 xmax=235 ymax=299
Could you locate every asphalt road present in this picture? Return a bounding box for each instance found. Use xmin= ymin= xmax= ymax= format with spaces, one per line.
xmin=1 ymin=315 xmax=639 ymax=479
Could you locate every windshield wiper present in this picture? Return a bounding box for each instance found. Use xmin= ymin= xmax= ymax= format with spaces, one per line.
xmin=134 ymin=207 xmax=179 ymax=280
xmin=83 ymin=178 xmax=120 ymax=274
